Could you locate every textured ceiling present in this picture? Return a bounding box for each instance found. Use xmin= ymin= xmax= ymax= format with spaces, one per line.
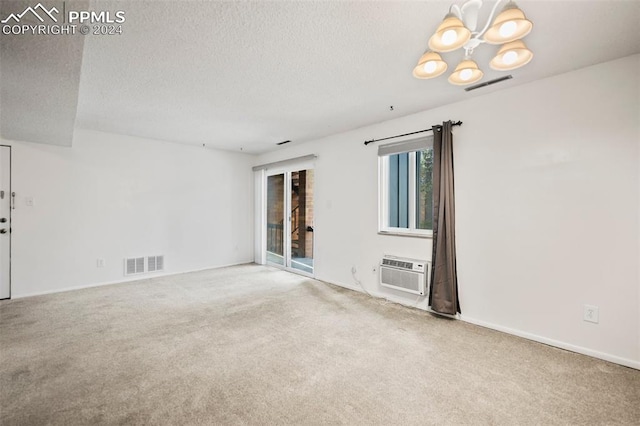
xmin=1 ymin=0 xmax=88 ymax=146
xmin=2 ymin=0 xmax=640 ymax=153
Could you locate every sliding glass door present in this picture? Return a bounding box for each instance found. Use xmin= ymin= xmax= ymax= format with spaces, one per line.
xmin=290 ymin=169 xmax=314 ymax=274
xmin=266 ymin=174 xmax=285 ymax=266
xmin=266 ymin=169 xmax=314 ymax=275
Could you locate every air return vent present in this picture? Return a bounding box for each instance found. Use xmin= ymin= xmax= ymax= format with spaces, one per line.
xmin=147 ymin=255 xmax=164 ymax=272
xmin=125 ymin=257 xmax=145 ymax=276
xmin=124 ymin=255 xmax=165 ymax=276
xmin=464 ymin=75 xmax=513 ymax=92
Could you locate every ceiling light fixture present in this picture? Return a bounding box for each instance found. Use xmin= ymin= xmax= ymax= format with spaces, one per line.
xmin=414 ymin=0 xmax=533 ymax=86
xmin=428 ymin=13 xmax=471 ymax=52
xmin=483 ymin=2 xmax=533 ymax=44
xmin=448 ymin=58 xmax=483 ymax=85
xmin=489 ymin=39 xmax=533 ymax=70
xmin=413 ymin=51 xmax=448 ymax=79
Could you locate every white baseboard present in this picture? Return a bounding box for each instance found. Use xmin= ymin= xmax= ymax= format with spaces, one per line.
xmin=12 ymin=261 xmax=253 ymax=299
xmin=460 ymin=315 xmax=640 ymax=370
xmin=320 ymin=278 xmax=639 ymax=371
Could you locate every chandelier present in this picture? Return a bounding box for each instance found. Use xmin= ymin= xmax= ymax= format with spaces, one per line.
xmin=413 ymin=0 xmax=533 ymax=86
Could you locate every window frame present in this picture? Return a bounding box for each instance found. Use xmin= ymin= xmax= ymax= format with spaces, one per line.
xmin=378 ymin=137 xmax=434 ymax=238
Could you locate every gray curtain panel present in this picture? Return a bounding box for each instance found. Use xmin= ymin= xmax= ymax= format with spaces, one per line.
xmin=429 ymin=121 xmax=460 ymax=315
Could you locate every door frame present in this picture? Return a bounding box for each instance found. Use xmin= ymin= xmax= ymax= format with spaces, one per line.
xmin=263 ymin=165 xmax=315 ymax=278
xmin=0 ymin=144 xmax=11 ymax=300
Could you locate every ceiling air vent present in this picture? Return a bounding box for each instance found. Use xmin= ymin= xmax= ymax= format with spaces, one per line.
xmin=464 ymin=75 xmax=513 ymax=92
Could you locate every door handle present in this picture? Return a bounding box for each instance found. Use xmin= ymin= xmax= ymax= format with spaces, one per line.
xmin=0 ymin=229 xmax=7 ymax=234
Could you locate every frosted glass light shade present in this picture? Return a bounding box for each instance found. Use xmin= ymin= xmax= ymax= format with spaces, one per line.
xmin=413 ymin=51 xmax=448 ymax=79
xmin=484 ymin=2 xmax=533 ymax=44
xmin=448 ymin=59 xmax=483 ymax=85
xmin=428 ymin=14 xmax=471 ymax=52
xmin=490 ymin=40 xmax=533 ymax=70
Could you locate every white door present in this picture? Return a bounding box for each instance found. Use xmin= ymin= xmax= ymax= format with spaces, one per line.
xmin=0 ymin=146 xmax=11 ymax=299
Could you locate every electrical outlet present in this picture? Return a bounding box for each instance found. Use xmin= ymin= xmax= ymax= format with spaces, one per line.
xmin=583 ymin=305 xmax=599 ymax=323
xmin=97 ymin=258 xmax=105 ymax=268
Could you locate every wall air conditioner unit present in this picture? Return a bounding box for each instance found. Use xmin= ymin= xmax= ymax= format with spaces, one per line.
xmin=379 ymin=255 xmax=430 ymax=296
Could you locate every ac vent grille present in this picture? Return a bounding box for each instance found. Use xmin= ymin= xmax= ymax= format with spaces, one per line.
xmin=125 ymin=257 xmax=145 ymax=275
xmin=464 ymin=75 xmax=513 ymax=92
xmin=124 ymin=255 xmax=165 ymax=276
xmin=148 ymin=255 xmax=164 ymax=272
xmin=381 ymin=258 xmax=414 ymax=270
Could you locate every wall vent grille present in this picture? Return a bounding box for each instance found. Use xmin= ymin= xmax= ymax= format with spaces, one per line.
xmin=125 ymin=257 xmax=145 ymax=276
xmin=124 ymin=255 xmax=165 ymax=276
xmin=147 ymin=255 xmax=164 ymax=272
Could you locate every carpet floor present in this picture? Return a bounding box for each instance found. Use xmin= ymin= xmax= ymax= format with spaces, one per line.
xmin=1 ymin=264 xmax=638 ymax=425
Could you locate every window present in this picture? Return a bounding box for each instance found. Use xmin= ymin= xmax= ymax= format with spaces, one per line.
xmin=378 ymin=137 xmax=434 ymax=236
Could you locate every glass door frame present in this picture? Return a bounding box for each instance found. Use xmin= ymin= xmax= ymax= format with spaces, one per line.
xmin=264 ymin=166 xmax=315 ymax=278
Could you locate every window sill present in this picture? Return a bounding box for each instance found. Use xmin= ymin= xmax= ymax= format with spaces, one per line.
xmin=378 ymin=230 xmax=433 ymax=239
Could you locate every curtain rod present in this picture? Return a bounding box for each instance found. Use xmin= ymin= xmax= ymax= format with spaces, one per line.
xmin=364 ymin=121 xmax=463 ymax=146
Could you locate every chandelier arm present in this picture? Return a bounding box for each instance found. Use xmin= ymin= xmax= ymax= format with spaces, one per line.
xmin=476 ymin=0 xmax=507 ymax=38
xmin=449 ymin=4 xmax=463 ymax=19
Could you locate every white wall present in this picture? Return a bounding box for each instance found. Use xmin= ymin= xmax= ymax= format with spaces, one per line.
xmin=2 ymin=129 xmax=255 ymax=297
xmin=255 ymin=54 xmax=640 ymax=368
